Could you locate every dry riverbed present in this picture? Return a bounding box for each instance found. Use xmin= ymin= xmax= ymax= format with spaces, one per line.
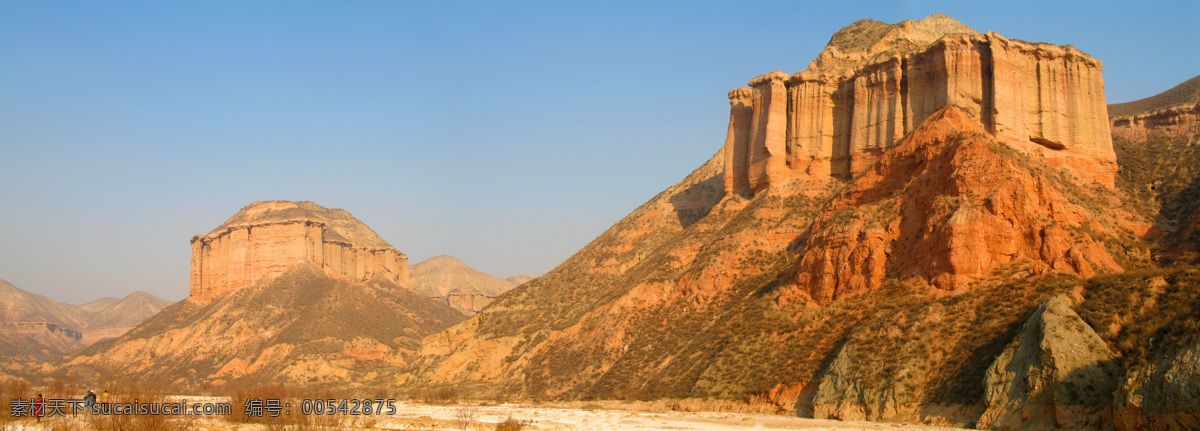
xmin=2 ymin=397 xmax=975 ymax=431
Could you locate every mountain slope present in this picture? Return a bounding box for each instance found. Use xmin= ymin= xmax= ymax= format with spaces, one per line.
xmin=1108 ymin=74 xmax=1200 ymax=118
xmin=0 ymin=279 xmax=89 ymax=364
xmin=79 ymin=297 xmax=121 ymax=314
xmin=65 ymin=262 xmax=464 ymax=388
xmin=79 ymin=291 xmax=174 ymax=345
xmin=413 ymin=106 xmax=1147 ymax=426
xmin=411 ymin=256 xmax=520 ymax=298
xmin=0 ymin=280 xmax=174 ymax=367
xmin=1109 ymin=74 xmax=1200 ymax=259
xmin=84 ymin=292 xmax=173 ymax=329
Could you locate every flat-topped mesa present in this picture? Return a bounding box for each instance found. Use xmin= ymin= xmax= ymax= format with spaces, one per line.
xmin=722 ymin=14 xmax=1117 ymax=196
xmin=189 ymin=201 xmax=410 ymax=302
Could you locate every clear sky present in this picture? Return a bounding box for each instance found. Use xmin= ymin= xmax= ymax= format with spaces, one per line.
xmin=2 ymin=1 xmax=1198 ymax=304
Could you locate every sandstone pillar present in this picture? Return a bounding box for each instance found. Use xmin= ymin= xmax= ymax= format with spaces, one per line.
xmin=723 ymin=87 xmax=754 ymax=196
xmin=747 ymin=71 xmax=790 ymax=193
xmin=787 ymin=71 xmax=850 ymax=180
xmin=189 ymin=236 xmax=205 ymax=299
xmin=849 ymin=59 xmax=904 ymax=177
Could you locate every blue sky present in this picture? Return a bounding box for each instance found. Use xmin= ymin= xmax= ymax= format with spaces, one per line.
xmin=2 ymin=1 xmax=1198 ymax=303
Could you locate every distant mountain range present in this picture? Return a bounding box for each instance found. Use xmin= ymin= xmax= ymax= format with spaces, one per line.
xmin=0 ymin=279 xmax=171 ymax=371
xmin=410 ymin=255 xmax=533 ymax=315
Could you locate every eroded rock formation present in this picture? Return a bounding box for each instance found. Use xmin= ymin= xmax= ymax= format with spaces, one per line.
xmin=65 ymin=262 xmax=463 ymax=387
xmin=979 ymin=296 xmax=1118 ymax=430
xmin=189 ymin=201 xmax=410 ymax=302
xmin=784 ymin=107 xmax=1127 ymax=300
xmin=1111 ymin=103 xmax=1200 ymax=142
xmin=723 ymin=14 xmax=1117 ymax=196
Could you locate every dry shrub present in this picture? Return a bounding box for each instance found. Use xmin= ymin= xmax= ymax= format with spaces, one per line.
xmin=495 ymin=414 xmax=530 ymax=431
xmin=87 ymin=384 xmax=195 ymax=431
xmin=454 ymin=402 xmax=478 ymax=430
xmin=0 ymin=378 xmax=31 ymax=424
xmin=422 ymin=386 xmax=458 ymax=404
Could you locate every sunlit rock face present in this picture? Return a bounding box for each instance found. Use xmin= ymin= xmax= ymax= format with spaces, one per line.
xmin=189 ymin=200 xmax=410 ymax=302
xmin=723 ymin=14 xmax=1117 ymax=196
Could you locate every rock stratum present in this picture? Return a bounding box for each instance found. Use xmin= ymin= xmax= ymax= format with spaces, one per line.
xmin=189 ymin=201 xmax=410 ymax=302
xmin=409 ymin=15 xmax=1199 ymax=430
xmin=410 ymin=255 xmax=531 ymax=316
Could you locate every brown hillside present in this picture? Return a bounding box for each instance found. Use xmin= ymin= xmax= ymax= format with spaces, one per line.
xmin=0 ymin=279 xmax=89 ymax=366
xmin=1109 ymin=74 xmax=1200 ymax=259
xmin=411 ymin=256 xmax=519 ymax=297
xmin=414 ymin=106 xmax=1148 ymax=427
xmin=83 ymin=291 xmax=172 ymax=330
xmin=65 ymin=262 xmax=463 ymax=389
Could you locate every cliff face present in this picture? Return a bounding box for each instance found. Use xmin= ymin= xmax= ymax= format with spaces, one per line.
xmin=723 ymin=15 xmax=1116 ymax=195
xmin=784 ymin=108 xmax=1126 ymax=301
xmin=189 ymin=201 xmax=410 ymax=302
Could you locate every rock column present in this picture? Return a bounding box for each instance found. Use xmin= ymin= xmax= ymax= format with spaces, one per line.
xmin=747 ymin=71 xmax=790 ymax=193
xmin=723 ymin=88 xmax=754 ymax=196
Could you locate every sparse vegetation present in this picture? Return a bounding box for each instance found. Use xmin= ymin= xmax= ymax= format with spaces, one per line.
xmin=494 ymin=414 xmax=529 ymax=431
xmin=454 ymin=402 xmax=478 ymax=430
xmin=1108 ymin=74 xmax=1200 ymax=118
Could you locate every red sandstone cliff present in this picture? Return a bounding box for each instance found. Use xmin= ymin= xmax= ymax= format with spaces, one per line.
xmin=411 ymin=16 xmax=1157 ymax=428
xmin=189 ymin=201 xmax=411 ymax=302
xmin=785 ymin=107 xmax=1128 ymax=302
xmin=723 ymin=14 xmax=1116 ymax=195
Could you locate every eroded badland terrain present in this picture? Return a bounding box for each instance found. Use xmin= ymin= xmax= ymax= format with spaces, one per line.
xmin=3 ymin=14 xmax=1200 ymax=431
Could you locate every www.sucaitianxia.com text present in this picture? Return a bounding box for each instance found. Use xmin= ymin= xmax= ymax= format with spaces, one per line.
xmin=9 ymin=399 xmax=233 ymax=418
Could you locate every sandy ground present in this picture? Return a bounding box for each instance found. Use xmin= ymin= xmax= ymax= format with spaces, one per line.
xmin=2 ymin=399 xmax=975 ymax=430
xmin=371 ymin=402 xmax=974 ymax=430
